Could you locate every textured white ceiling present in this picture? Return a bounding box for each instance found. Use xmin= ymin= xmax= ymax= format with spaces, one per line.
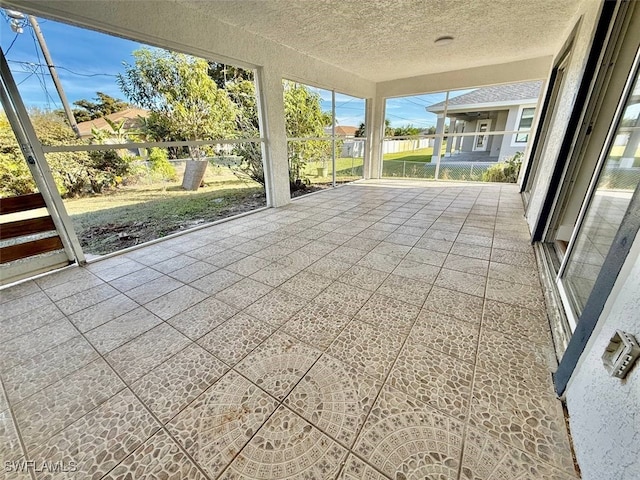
xmin=179 ymin=0 xmax=585 ymax=82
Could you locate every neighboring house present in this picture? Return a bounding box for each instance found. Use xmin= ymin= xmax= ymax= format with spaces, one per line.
xmin=323 ymin=125 xmax=357 ymax=137
xmin=427 ymin=80 xmax=542 ymax=161
xmin=75 ymin=107 xmax=149 ymax=139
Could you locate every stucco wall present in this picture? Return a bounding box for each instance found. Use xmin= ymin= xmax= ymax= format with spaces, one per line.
xmin=524 ymin=0 xmax=603 ymax=228
xmin=565 ymin=232 xmax=640 ymax=480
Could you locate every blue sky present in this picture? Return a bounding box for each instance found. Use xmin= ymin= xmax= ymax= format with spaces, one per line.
xmin=1 ymin=13 xmax=465 ymax=129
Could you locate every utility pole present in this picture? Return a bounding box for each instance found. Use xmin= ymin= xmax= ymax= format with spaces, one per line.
xmin=27 ymin=15 xmax=80 ymax=138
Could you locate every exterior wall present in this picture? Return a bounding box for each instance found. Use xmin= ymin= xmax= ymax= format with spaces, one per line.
xmin=525 ymin=0 xmax=604 ymax=228
xmin=491 ymin=110 xmax=509 ymax=157
xmin=565 ymin=232 xmax=640 ymax=480
xmin=461 ymin=120 xmax=477 ymax=152
xmin=499 ymin=106 xmax=525 ymax=160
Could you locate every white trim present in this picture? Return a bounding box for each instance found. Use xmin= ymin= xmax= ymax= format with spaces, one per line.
xmin=511 ymin=104 xmax=537 ymax=146
xmin=473 ymin=119 xmax=492 ymax=151
xmin=427 ymin=97 xmax=540 ymax=114
xmin=556 ymin=278 xmax=578 ymax=331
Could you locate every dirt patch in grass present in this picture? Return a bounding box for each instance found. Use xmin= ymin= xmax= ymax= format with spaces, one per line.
xmin=68 ymin=180 xmax=266 ymax=255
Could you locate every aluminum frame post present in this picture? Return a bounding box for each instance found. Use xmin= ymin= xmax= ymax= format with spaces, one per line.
xmin=0 ymin=48 xmax=86 ymax=264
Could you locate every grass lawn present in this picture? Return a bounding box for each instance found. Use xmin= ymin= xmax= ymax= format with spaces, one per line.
xmin=65 ymin=165 xmax=265 ymax=255
xmin=383 ymin=147 xmax=434 ymax=163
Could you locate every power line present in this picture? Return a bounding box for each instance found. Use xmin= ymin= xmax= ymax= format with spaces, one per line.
xmin=7 ymin=59 xmax=118 ymax=78
xmin=4 ymin=33 xmax=19 ymax=54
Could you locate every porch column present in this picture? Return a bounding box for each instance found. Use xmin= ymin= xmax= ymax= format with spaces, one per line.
xmin=446 ymin=117 xmax=456 ymax=156
xmin=433 ymin=113 xmax=446 ymax=178
xmin=255 ymin=66 xmax=290 ymax=207
xmin=364 ymin=96 xmax=385 ymax=179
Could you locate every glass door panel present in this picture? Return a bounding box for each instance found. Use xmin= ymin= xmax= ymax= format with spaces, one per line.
xmin=560 ymin=68 xmax=640 ymax=316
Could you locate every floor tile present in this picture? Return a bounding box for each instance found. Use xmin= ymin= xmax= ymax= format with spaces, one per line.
xmin=125 ymin=275 xmax=184 ymax=304
xmin=339 ymin=265 xmax=389 ymax=292
xmin=285 ymin=355 xmax=381 ymax=448
xmin=0 ymin=302 xmax=65 ymax=344
xmin=169 ymin=260 xmax=220 ymax=283
xmin=90 ymin=258 xmax=145 ymax=282
xmin=242 ymin=288 xmax=307 ymax=326
xmin=85 ymin=307 xmax=162 ymax=354
xmin=226 ymin=255 xmax=273 ymax=276
xmin=42 ymin=274 xmax=105 ymax=302
xmin=0 ymin=280 xmax=40 ymax=304
xmin=338 ymin=455 xmax=389 ymax=480
xmin=392 ymin=259 xmax=440 ymax=283
xmin=0 ymin=409 xmax=24 ymax=467
xmin=476 ymin=327 xmax=555 ymax=386
xmin=376 ymin=274 xmax=432 ymax=307
xmin=306 ymin=257 xmax=352 ymax=280
xmin=235 ymin=332 xmax=322 ymax=400
xmin=327 ymin=320 xmax=404 ymax=381
xmin=469 ymin=369 xmax=576 ymax=474
xmin=410 ymin=309 xmax=479 ymax=363
xmin=215 ymin=278 xmax=273 ymax=310
xmin=68 ymin=293 xmax=139 ymax=333
xmin=168 ymin=370 xmax=278 ymax=479
xmin=487 ymin=261 xmax=540 ymax=286
xmin=198 ymin=312 xmax=275 ymax=366
xmin=435 ymin=268 xmax=486 ymax=297
xmin=460 ymin=426 xmax=578 ymax=479
xmin=311 ymin=281 xmax=372 ymax=316
xmin=106 ymin=323 xmax=191 ymax=384
xmin=355 ymin=293 xmax=420 ymax=335
xmin=485 ymin=277 xmax=546 ymax=311
xmin=190 ymin=268 xmax=244 ymax=295
xmin=0 ymin=319 xmax=78 ymax=374
xmin=29 ymin=388 xmax=159 ymax=480
xmin=404 ymin=247 xmax=447 ymax=267
xmin=490 ymin=248 xmax=537 ymax=268
xmin=131 ymin=343 xmax=228 ymax=424
xmin=356 ymin=251 xmax=402 ymax=274
xmin=3 ymin=336 xmax=98 ymax=404
xmin=482 ymin=299 xmax=551 ymax=345
xmin=104 ymin=429 xmax=206 ymax=480
xmin=354 ymin=385 xmax=463 ymax=479
xmin=424 ymin=286 xmax=484 ymax=324
xmin=282 ymin=302 xmax=353 ymax=350
xmin=108 ymin=266 xmax=164 ymax=292
xmin=143 ymin=285 xmax=208 ymax=320
xmin=13 ymin=358 xmax=124 ymax=451
xmin=151 ymin=254 xmax=199 ymax=274
xmin=168 ymin=297 xmax=239 ymax=340
xmin=220 ymin=405 xmax=348 ymax=480
xmin=326 ymin=246 xmax=368 ymax=265
xmin=388 ymin=339 xmax=473 ymax=420
xmin=449 ymin=242 xmax=492 ymax=260
xmin=249 ymin=262 xmax=298 ymax=287
xmin=444 ymin=254 xmax=489 ymax=276
xmin=1 ymin=290 xmax=53 ymax=320
xmin=278 ymin=271 xmax=333 ymax=300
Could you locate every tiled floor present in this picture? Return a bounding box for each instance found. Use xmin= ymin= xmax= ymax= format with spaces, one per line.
xmin=0 ymin=180 xmax=579 ymax=479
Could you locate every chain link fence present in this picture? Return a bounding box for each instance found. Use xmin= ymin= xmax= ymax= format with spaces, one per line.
xmin=382 ymin=160 xmax=495 ymax=182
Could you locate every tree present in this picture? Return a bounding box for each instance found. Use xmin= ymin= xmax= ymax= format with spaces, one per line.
xmin=284 ymin=81 xmax=332 ymax=187
xmin=117 ymin=48 xmax=237 ymax=158
xmin=71 ymin=92 xmax=129 ymax=123
xmin=384 ymin=119 xmax=394 ymax=137
xmin=355 ymin=122 xmax=366 ymax=137
xmin=393 ymin=124 xmax=422 ymax=136
xmin=208 ymin=63 xmax=254 ymax=89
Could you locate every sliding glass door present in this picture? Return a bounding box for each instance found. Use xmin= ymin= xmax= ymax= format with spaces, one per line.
xmin=559 ymin=57 xmax=640 ymax=318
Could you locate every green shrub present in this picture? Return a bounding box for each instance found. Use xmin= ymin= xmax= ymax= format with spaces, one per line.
xmin=148 ymin=147 xmax=177 ymax=181
xmin=482 ymin=152 xmax=523 ymax=183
